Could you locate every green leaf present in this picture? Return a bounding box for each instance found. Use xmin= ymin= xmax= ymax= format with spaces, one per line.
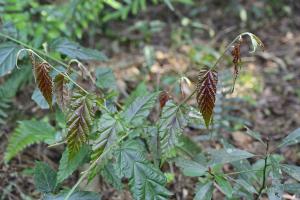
xmin=234 ymin=179 xmax=257 ymax=194
xmin=281 ymin=164 xmax=300 ymax=181
xmin=278 ymin=128 xmax=300 ymax=148
xmin=268 ymin=186 xmax=283 ymax=200
xmin=214 ymin=175 xmax=233 ymax=198
xmin=159 ymin=101 xmax=187 ymax=158
xmin=92 ymin=113 xmax=125 ymax=161
xmin=121 ymin=92 xmax=158 ymax=126
xmin=283 ymin=183 xmax=300 ymax=194
xmin=244 ymin=126 xmax=265 ymax=144
xmin=174 ymin=157 xmax=206 ymax=177
xmin=208 ymin=148 xmax=254 ymax=166
xmin=95 ymin=67 xmax=117 ymax=90
xmin=194 ymin=181 xmax=213 ymax=200
xmin=57 ymin=145 xmax=90 ymax=183
xmin=5 ymin=120 xmax=56 ymax=163
xmin=49 ymin=38 xmax=107 ymax=61
xmin=32 ymin=87 xmax=50 ymax=109
xmin=34 ymin=161 xmax=57 ymax=193
xmin=101 ymin=163 xmax=123 ymax=190
xmin=43 ymin=191 xmax=101 ymax=200
xmin=123 ymin=82 xmax=148 ymax=108
xmin=114 ymin=140 xmax=172 ymax=200
xmin=0 ymin=42 xmax=21 ymax=76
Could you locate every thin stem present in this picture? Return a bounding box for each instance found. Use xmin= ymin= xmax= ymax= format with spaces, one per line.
xmin=255 ymin=141 xmax=269 ymax=200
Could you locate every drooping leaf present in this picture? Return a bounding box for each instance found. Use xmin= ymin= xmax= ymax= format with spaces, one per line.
xmin=231 ymin=39 xmax=242 ymax=92
xmin=244 ymin=126 xmax=265 ymax=145
xmin=196 ymin=66 xmax=218 ymax=128
xmin=92 ymin=113 xmax=125 ymax=161
xmin=194 ymin=181 xmax=214 ymax=200
xmin=208 ymin=148 xmax=254 ymax=166
xmin=214 ymin=175 xmax=233 ymax=198
xmin=54 ymin=73 xmax=69 ymax=111
xmin=248 ymin=33 xmax=264 ymax=53
xmin=43 ymin=191 xmax=101 ymax=200
xmin=174 ymin=157 xmax=206 ymax=177
xmin=57 ymin=145 xmax=90 ymax=183
xmin=66 ymin=91 xmax=95 ymax=159
xmin=4 ymin=120 xmax=56 ymax=163
xmin=32 ymin=88 xmax=50 ymax=109
xmin=33 ymin=62 xmax=53 ymax=108
xmin=0 ymin=42 xmax=21 ymax=76
xmin=49 ymin=38 xmax=107 ymax=61
xmin=278 ymin=128 xmax=300 ymax=148
xmin=121 ymin=92 xmax=158 ymax=126
xmin=159 ymin=101 xmax=187 ymax=158
xmin=114 ymin=140 xmax=172 ymax=200
xmin=34 ymin=161 xmax=57 ymax=193
xmin=281 ymin=164 xmax=300 ymax=181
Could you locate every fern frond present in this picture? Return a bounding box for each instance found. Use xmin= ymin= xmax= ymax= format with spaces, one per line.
xmin=4 ymin=120 xmax=56 ymax=163
xmin=66 ymin=91 xmax=95 ymax=159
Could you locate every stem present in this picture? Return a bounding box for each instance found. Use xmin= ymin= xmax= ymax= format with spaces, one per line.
xmin=255 ymin=141 xmax=269 ymax=200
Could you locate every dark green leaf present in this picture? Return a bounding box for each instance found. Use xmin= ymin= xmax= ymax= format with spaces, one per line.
xmin=34 ymin=161 xmax=57 ymax=193
xmin=0 ymin=42 xmax=21 ymax=76
xmin=175 ymin=158 xmax=206 ymax=177
xmin=214 ymin=175 xmax=233 ymax=198
xmin=208 ymin=148 xmax=254 ymax=166
xmin=279 ymin=128 xmax=300 ymax=148
xmin=114 ymin=140 xmax=172 ymax=200
xmin=57 ymin=145 xmax=90 ymax=183
xmin=101 ymin=163 xmax=123 ymax=190
xmin=281 ymin=164 xmax=300 ymax=181
xmin=95 ymin=67 xmax=117 ymax=90
xmin=194 ymin=181 xmax=213 ymax=200
xmin=43 ymin=191 xmax=101 ymax=200
xmin=50 ymin=38 xmax=107 ymax=61
xmin=5 ymin=120 xmax=56 ymax=163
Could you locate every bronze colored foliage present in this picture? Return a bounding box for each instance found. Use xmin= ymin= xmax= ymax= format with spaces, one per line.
xmin=54 ymin=74 xmax=69 ymax=111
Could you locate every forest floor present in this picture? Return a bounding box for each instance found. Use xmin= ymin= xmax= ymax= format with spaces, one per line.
xmin=1 ymin=1 xmax=300 ymax=200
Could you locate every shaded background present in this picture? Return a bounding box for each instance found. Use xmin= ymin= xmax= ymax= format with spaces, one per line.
xmin=0 ymin=0 xmax=300 ymax=199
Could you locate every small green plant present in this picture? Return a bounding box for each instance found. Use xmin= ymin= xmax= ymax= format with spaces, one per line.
xmin=1 ymin=29 xmax=300 ymax=200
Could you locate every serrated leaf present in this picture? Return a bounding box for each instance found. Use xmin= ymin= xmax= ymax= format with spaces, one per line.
xmin=196 ymin=66 xmax=218 ymax=128
xmin=43 ymin=191 xmax=101 ymax=200
xmin=67 ymin=91 xmax=95 ymax=159
xmin=34 ymin=161 xmax=57 ymax=193
xmin=50 ymin=38 xmax=107 ymax=61
xmin=114 ymin=140 xmax=172 ymax=200
xmin=54 ymin=74 xmax=69 ymax=111
xmin=57 ymin=145 xmax=90 ymax=183
xmin=32 ymin=88 xmax=50 ymax=109
xmin=5 ymin=120 xmax=56 ymax=163
xmin=214 ymin=175 xmax=233 ymax=198
xmin=175 ymin=157 xmax=206 ymax=177
xmin=0 ymin=42 xmax=21 ymax=76
xmin=33 ymin=62 xmax=53 ymax=108
xmin=101 ymin=163 xmax=123 ymax=190
xmin=159 ymin=101 xmax=187 ymax=158
xmin=208 ymin=148 xmax=254 ymax=166
xmin=95 ymin=67 xmax=117 ymax=90
xmin=121 ymin=92 xmax=158 ymax=126
xmin=281 ymin=164 xmax=300 ymax=181
xmin=92 ymin=113 xmax=125 ymax=161
xmin=278 ymin=128 xmax=300 ymax=148
xmin=194 ymin=181 xmax=213 ymax=200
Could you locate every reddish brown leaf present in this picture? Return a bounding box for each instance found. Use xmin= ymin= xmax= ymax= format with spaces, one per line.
xmin=159 ymin=91 xmax=170 ymax=109
xmin=34 ymin=62 xmax=53 ymax=108
xmin=54 ymin=74 xmax=69 ymax=111
xmin=196 ymin=66 xmax=218 ymax=128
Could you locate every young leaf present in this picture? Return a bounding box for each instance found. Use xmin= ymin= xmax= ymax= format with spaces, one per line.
xmin=92 ymin=113 xmax=125 ymax=161
xmin=33 ymin=62 xmax=53 ymax=108
xmin=34 ymin=161 xmax=57 ymax=193
xmin=4 ymin=120 xmax=56 ymax=163
xmin=57 ymin=145 xmax=90 ymax=183
xmin=49 ymin=38 xmax=107 ymax=61
xmin=0 ymin=42 xmax=21 ymax=76
xmin=214 ymin=175 xmax=233 ymax=198
xmin=194 ymin=181 xmax=214 ymax=200
xmin=208 ymin=148 xmax=254 ymax=166
xmin=114 ymin=140 xmax=172 ymax=200
xmin=159 ymin=101 xmax=187 ymax=158
xmin=278 ymin=128 xmax=300 ymax=148
xmin=159 ymin=91 xmax=170 ymax=109
xmin=67 ymin=91 xmax=95 ymax=159
xmin=121 ymin=92 xmax=158 ymax=126
xmin=174 ymin=157 xmax=206 ymax=177
xmin=281 ymin=164 xmax=300 ymax=181
xmin=43 ymin=191 xmax=101 ymax=200
xmin=248 ymin=33 xmax=264 ymax=53
xmin=231 ymin=39 xmax=242 ymax=92
xmin=196 ymin=66 xmax=218 ymax=128
xmin=54 ymin=73 xmax=69 ymax=111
